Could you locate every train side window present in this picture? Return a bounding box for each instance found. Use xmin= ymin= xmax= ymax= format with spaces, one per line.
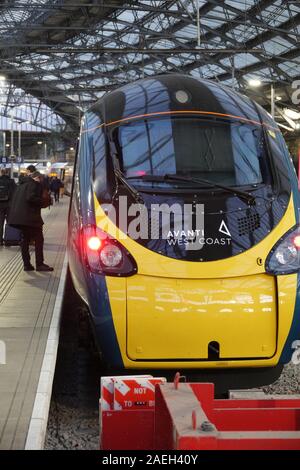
xmin=266 ymin=130 xmax=292 ymax=194
xmin=93 ymin=125 xmax=106 ymax=177
xmin=70 ymin=130 xmax=80 ymax=205
xmin=92 ymin=124 xmax=109 ymax=199
xmin=231 ymin=124 xmax=274 ymax=186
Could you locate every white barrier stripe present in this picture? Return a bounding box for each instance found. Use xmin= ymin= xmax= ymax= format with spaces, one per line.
xmin=114 ymin=381 xmax=131 ymax=396
xmin=135 ymin=379 xmax=156 ymax=391
xmin=100 ymin=399 xmax=112 ymax=411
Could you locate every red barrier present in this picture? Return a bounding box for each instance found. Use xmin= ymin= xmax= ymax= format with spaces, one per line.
xmin=100 ymin=376 xmax=300 ymax=450
xmin=101 ymin=409 xmax=154 ymax=450
xmin=155 ymin=382 xmax=300 ymax=450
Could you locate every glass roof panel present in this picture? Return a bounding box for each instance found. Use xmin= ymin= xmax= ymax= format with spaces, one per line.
xmin=0 ymin=0 xmax=297 ymax=129
xmin=262 ymin=37 xmax=295 ymax=55
xmin=261 ymin=2 xmax=297 ymax=27
xmin=225 ymin=0 xmax=257 ymax=10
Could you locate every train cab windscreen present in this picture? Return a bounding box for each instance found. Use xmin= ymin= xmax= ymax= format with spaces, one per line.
xmin=113 ymin=117 xmax=271 ymax=188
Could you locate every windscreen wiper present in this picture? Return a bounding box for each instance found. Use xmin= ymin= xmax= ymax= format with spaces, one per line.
xmin=114 ymin=168 xmax=144 ymax=204
xmin=127 ymin=173 xmax=256 ymax=205
xmin=127 ymin=173 xmax=255 ymax=205
xmin=164 ymin=174 xmax=256 ymax=205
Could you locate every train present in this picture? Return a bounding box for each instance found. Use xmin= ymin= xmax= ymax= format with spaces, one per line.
xmin=68 ymin=73 xmax=300 ymax=390
xmin=48 ymin=163 xmax=73 ymax=196
xmin=60 ymin=164 xmax=73 ymax=196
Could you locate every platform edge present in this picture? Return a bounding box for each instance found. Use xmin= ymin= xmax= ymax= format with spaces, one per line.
xmin=25 ymin=253 xmax=69 ymax=450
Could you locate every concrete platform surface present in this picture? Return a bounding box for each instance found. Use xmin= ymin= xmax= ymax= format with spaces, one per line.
xmin=0 ymin=199 xmax=69 ymax=449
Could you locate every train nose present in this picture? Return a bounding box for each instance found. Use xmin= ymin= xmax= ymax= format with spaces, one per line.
xmin=126 ymin=274 xmax=277 ymax=361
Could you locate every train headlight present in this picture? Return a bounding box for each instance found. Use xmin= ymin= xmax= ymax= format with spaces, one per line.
xmin=82 ymin=225 xmax=137 ymax=276
xmin=266 ymin=226 xmax=300 ymax=275
xmin=100 ymin=244 xmax=122 ymax=267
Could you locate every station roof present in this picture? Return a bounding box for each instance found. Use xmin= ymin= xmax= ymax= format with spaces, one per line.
xmin=0 ymin=1 xmax=299 ymax=133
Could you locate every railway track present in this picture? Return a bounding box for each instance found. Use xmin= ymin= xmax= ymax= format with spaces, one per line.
xmin=45 ymin=274 xmax=101 ymax=450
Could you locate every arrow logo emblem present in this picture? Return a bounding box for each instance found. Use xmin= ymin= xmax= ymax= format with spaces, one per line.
xmin=219 ymin=220 xmax=231 ymax=237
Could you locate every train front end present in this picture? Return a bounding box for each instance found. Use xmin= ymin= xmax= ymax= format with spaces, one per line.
xmin=68 ymin=75 xmax=300 ymax=387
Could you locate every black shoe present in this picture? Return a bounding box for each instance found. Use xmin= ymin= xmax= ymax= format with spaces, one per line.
xmin=24 ymin=264 xmax=35 ymax=271
xmin=36 ymin=264 xmax=54 ymax=272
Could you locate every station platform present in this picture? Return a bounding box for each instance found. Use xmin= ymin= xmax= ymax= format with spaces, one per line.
xmin=0 ymin=199 xmax=69 ymax=450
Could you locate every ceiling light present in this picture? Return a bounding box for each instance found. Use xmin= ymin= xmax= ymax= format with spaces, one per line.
xmin=248 ymin=78 xmax=262 ymax=87
xmin=275 ymin=96 xmax=282 ymax=101
xmin=37 ymin=141 xmax=43 ymax=145
xmin=0 ymin=75 xmax=6 ymax=81
xmin=284 ymin=108 xmax=300 ymax=120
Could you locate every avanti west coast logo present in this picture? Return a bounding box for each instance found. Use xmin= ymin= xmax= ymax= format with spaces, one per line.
xmin=99 ymin=196 xmax=232 ymax=251
xmin=166 ymin=219 xmax=231 ymax=250
xmin=0 ymin=340 xmax=6 ymax=365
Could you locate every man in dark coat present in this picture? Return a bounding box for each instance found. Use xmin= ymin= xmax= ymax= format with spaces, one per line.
xmin=0 ymin=168 xmax=16 ymax=245
xmin=50 ymin=176 xmax=62 ymax=203
xmin=8 ymin=171 xmax=53 ymax=271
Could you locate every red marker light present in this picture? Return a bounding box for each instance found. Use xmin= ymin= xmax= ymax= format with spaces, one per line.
xmin=87 ymin=236 xmax=102 ymax=251
xmin=128 ymin=170 xmax=146 ymax=176
xmin=293 ymin=235 xmax=300 ymax=248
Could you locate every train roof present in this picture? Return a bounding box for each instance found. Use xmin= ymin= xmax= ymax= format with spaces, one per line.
xmin=89 ymin=74 xmax=275 ymax=129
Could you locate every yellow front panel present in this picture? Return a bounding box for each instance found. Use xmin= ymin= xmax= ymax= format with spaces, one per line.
xmin=126 ymin=274 xmax=277 ymax=360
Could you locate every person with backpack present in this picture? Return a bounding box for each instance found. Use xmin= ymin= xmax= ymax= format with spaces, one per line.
xmin=0 ymin=168 xmax=16 ymax=246
xmin=26 ymin=164 xmax=52 ymax=209
xmin=8 ymin=170 xmax=53 ymax=271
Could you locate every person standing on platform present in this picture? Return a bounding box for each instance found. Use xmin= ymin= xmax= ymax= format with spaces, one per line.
xmin=50 ymin=176 xmax=62 ymax=203
xmin=8 ymin=170 xmax=53 ymax=272
xmin=0 ymin=168 xmax=16 ymax=246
